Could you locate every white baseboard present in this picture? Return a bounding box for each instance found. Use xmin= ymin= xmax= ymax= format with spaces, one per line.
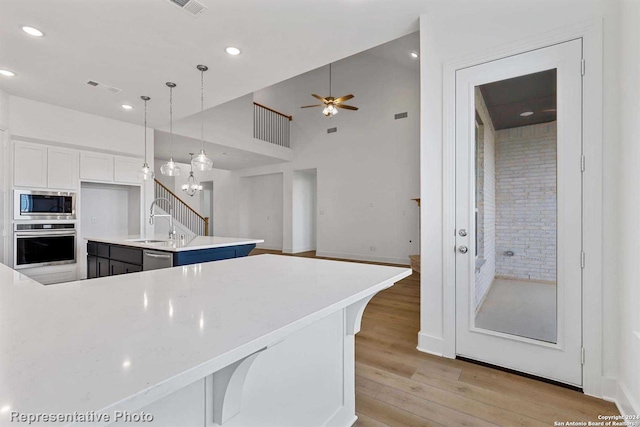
xmin=289 ymin=246 xmax=316 ymax=254
xmin=315 ymin=251 xmax=409 ymax=266
xmin=602 ymin=376 xmax=640 ymax=417
xmin=256 ymin=244 xmax=283 ymax=251
xmin=417 ymin=332 xmax=445 ymax=357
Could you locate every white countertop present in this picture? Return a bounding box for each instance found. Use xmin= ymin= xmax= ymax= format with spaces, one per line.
xmin=0 ymin=255 xmax=411 ymax=426
xmin=85 ymin=235 xmax=264 ymax=252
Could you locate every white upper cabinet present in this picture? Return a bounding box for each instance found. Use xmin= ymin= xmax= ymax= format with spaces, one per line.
xmin=114 ymin=156 xmax=142 ymax=184
xmin=14 ymin=142 xmax=140 ymax=188
xmin=80 ymin=152 xmax=114 ymax=182
xmin=47 ymin=147 xmax=79 ymax=190
xmin=14 ymin=142 xmax=48 ymax=188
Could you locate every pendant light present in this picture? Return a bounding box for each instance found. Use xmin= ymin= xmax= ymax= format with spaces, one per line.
xmin=191 ymin=65 xmax=214 ymax=171
xmin=138 ymin=96 xmax=154 ymax=181
xmin=182 ymin=153 xmax=203 ymax=197
xmin=160 ymin=82 xmax=181 ymax=177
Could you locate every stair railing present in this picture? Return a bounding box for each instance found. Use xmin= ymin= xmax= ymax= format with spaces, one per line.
xmin=154 ymin=179 xmax=209 ymax=236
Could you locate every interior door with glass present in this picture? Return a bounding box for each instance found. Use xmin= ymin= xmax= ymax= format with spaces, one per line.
xmin=455 ymin=39 xmax=583 ymax=386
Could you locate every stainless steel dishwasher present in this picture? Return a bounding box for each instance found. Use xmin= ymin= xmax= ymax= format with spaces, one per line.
xmin=143 ymin=250 xmax=173 ymax=271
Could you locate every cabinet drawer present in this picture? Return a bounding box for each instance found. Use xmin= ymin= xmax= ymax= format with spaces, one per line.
xmin=110 ymin=245 xmax=143 ymax=265
xmin=87 ymin=242 xmax=97 ymax=256
xmin=97 ymin=243 xmax=110 ymax=258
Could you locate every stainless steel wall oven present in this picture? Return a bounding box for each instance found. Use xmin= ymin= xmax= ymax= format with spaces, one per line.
xmin=13 ymin=223 xmax=76 ymax=269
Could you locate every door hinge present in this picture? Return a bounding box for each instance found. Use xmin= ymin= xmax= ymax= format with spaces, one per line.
xmin=581 ymin=347 xmax=585 ymax=365
xmin=581 ymin=251 xmax=585 ymax=268
xmin=581 ymin=58 xmax=586 ymax=76
xmin=581 ymin=155 xmax=585 ymax=172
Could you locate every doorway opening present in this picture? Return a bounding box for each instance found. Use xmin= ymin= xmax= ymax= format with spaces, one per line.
xmin=292 ymin=169 xmax=317 ymax=253
xmin=200 ymin=181 xmax=214 ymax=236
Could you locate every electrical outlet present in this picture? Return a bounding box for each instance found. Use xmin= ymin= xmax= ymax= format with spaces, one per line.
xmin=370 ymin=246 xmax=376 ymax=252
xmin=91 ymin=216 xmax=97 ymax=224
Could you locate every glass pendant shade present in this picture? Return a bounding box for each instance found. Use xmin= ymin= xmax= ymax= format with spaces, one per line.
xmin=161 ymin=157 xmax=181 ymax=176
xmin=192 ymin=149 xmax=213 ymax=171
xmin=161 ymin=82 xmax=181 ymax=177
xmin=139 ymin=162 xmax=154 ymax=181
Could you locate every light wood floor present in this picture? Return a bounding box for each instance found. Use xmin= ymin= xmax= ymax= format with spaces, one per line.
xmin=249 ymin=249 xmax=619 ymax=426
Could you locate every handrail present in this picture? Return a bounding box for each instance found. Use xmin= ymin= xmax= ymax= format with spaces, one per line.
xmin=253 ymin=102 xmax=292 ymax=121
xmin=155 ymin=179 xmax=206 ymax=220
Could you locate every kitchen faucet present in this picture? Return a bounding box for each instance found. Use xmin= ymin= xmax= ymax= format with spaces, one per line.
xmin=149 ymin=197 xmax=176 ymax=239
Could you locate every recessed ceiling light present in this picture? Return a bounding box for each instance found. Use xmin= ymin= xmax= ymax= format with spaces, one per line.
xmin=225 ymin=47 xmax=241 ymax=56
xmin=520 ymin=111 xmax=534 ymax=117
xmin=0 ymin=70 xmax=15 ymax=77
xmin=22 ymin=26 xmax=44 ymax=37
xmin=410 ymin=52 xmax=419 ymax=58
xmin=121 ymin=104 xmax=134 ymax=110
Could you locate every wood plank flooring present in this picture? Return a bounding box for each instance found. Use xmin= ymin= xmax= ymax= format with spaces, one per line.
xmin=249 ymin=249 xmax=619 ymax=426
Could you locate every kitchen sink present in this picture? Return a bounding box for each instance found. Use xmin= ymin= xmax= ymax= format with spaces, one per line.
xmin=127 ymin=239 xmax=171 ymax=244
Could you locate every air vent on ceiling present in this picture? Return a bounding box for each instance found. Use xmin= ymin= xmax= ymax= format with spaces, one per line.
xmin=86 ymin=80 xmax=122 ymax=94
xmin=395 ymin=112 xmax=408 ymax=120
xmin=167 ymin=0 xmax=207 ymax=16
xmin=327 ymin=127 xmax=337 ymax=134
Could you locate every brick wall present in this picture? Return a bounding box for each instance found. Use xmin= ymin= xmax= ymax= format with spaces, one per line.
xmin=495 ymin=122 xmax=557 ymax=282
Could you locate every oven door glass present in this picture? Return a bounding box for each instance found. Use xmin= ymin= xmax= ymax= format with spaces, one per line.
xmin=20 ymin=194 xmax=73 ymax=215
xmin=15 ymin=235 xmax=76 ymax=267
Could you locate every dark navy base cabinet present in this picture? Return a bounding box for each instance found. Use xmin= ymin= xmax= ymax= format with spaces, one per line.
xmin=87 ymin=241 xmax=256 ymax=279
xmin=173 ymin=244 xmax=255 ymax=266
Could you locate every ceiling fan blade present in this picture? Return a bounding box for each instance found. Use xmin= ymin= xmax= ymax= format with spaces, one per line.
xmin=334 ymin=94 xmax=354 ymax=103
xmin=311 ymin=94 xmax=328 ymax=103
xmin=300 ymin=104 xmax=324 ymax=108
xmin=336 ymin=104 xmax=358 ymax=111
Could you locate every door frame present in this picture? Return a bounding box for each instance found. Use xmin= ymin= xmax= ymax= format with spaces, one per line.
xmin=440 ymin=20 xmax=603 ymax=396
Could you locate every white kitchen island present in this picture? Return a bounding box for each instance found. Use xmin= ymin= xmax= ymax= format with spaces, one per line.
xmin=0 ymin=255 xmax=411 ymax=427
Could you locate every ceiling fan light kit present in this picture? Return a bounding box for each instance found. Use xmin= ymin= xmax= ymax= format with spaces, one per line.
xmin=301 ymin=63 xmax=358 ymax=118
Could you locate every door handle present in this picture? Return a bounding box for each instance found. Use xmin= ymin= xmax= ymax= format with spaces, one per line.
xmin=458 ymin=245 xmax=469 ymax=254
xmin=144 ymin=253 xmax=171 ymax=259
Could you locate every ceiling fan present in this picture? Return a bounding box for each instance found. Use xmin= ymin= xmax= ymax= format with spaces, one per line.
xmin=301 ymin=63 xmax=358 ymax=117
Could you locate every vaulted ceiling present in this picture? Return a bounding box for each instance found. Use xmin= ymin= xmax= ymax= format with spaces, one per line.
xmin=0 ymin=0 xmax=431 ymax=129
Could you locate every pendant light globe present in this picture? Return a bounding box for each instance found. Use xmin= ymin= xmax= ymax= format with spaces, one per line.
xmin=192 ymin=65 xmax=213 ymax=172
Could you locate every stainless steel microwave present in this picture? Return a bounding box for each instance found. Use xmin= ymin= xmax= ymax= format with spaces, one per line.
xmin=14 ymin=190 xmax=77 ymax=220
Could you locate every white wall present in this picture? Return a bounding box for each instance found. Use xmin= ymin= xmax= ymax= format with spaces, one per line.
xmin=0 ymin=90 xmax=9 ymax=266
xmin=418 ymin=0 xmax=620 ymax=400
xmin=244 ymin=48 xmax=419 ymax=264
xmin=9 ymin=96 xmax=146 ymax=156
xmin=292 ymin=170 xmax=317 ymax=253
xmin=79 ymin=183 xmax=141 ymax=278
xmin=241 ymin=173 xmax=284 ymax=250
xmin=615 ymin=0 xmax=640 ymax=415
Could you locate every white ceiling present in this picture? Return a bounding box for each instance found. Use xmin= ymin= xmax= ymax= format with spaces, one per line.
xmin=0 ymin=0 xmax=430 ymax=129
